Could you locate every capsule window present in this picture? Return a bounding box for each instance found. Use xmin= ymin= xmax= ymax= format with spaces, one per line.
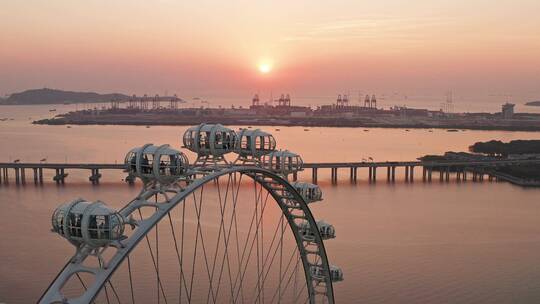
xmin=241 ymin=135 xmax=251 ymax=150
xmin=140 ymin=154 xmax=154 ymax=174
xmin=68 ymin=213 xmax=83 ymax=238
xmin=126 ymin=152 xmax=137 ymax=172
xmin=54 ymin=210 xmax=65 ymax=235
xmin=88 ymin=215 xmax=110 ymax=240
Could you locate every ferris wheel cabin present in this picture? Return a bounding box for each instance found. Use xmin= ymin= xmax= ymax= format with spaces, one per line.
xmin=233 ymin=128 xmax=277 ymax=164
xmin=51 ymin=199 xmax=126 ymax=248
xmin=183 ymin=123 xmax=237 ymax=165
xmin=125 ymin=144 xmax=189 ymax=185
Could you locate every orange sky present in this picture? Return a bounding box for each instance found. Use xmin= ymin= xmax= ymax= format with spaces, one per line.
xmin=1 ymin=0 xmax=539 ymax=103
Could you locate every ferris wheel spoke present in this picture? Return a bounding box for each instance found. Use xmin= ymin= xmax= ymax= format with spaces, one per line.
xmin=180 ymin=199 xmax=187 ymax=303
xmin=166 ymin=212 xmax=190 ymax=302
xmin=107 ymin=279 xmax=122 ymax=304
xmin=232 ymin=191 xmax=271 ymax=303
xmin=231 ymin=173 xmax=245 ymax=304
xmin=209 ymin=173 xmax=237 ymax=302
xmin=137 ymin=209 xmax=169 ymax=304
xmin=191 ymin=185 xmax=219 ymax=304
xmin=127 ymin=255 xmax=135 ymax=304
xmin=252 ymin=215 xmax=287 ymax=303
xmin=204 ymin=175 xmax=229 ymax=303
xmin=292 ymin=282 xmax=308 ymax=304
xmin=269 ymin=248 xmax=300 ymax=303
xmin=188 ymin=191 xmax=200 ymax=301
xmin=75 ymin=273 xmax=97 ymax=304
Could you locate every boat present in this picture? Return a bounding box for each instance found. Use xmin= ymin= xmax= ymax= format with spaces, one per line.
xmin=405 ymin=129 xmax=410 ymax=132
xmin=66 ymin=126 xmax=71 ymax=128
xmin=447 ymin=129 xmax=459 ymax=132
xmin=304 ymin=129 xmax=310 ymax=131
xmin=49 ymin=109 xmax=57 ymax=112
xmin=363 ymin=129 xmax=369 ymax=132
xmin=146 ymin=126 xmax=150 ymax=128
xmin=275 ymin=129 xmax=280 ymax=131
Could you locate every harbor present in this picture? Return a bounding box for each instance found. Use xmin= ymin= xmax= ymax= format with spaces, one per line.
xmin=32 ymin=94 xmax=540 ymax=131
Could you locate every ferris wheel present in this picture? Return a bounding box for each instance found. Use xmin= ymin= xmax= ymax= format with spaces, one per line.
xmin=40 ymin=124 xmax=343 ymax=304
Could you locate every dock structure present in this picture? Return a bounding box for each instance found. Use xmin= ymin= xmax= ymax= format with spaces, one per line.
xmin=0 ymin=159 xmax=539 ymax=187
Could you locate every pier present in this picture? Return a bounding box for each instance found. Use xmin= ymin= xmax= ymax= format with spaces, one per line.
xmin=1 ymin=159 xmax=539 ymax=187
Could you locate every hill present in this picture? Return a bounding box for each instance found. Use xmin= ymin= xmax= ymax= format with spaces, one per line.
xmin=525 ymin=101 xmax=540 ymax=107
xmin=469 ymin=140 xmax=540 ymax=156
xmin=1 ymin=88 xmax=129 ymax=105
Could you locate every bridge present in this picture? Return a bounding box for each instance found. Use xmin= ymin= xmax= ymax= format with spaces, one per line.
xmin=1 ymin=159 xmax=539 ymax=186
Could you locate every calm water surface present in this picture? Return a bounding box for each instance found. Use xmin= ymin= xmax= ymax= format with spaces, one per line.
xmin=1 ymin=105 xmax=540 ymax=303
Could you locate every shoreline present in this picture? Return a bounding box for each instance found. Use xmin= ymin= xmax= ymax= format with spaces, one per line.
xmin=33 ymin=117 xmax=540 ymax=132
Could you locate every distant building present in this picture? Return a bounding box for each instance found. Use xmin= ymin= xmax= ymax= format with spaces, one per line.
xmin=502 ymin=103 xmax=515 ymax=119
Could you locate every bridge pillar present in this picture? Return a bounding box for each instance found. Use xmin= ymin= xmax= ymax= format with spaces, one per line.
xmin=456 ymin=170 xmax=461 ymax=182
xmin=54 ymin=169 xmax=60 ymax=184
xmin=15 ymin=168 xmax=20 ymax=185
xmin=368 ymin=167 xmax=372 ymax=182
xmin=391 ymin=166 xmax=396 ymax=182
xmin=372 ymin=167 xmax=377 ymax=182
xmin=422 ymin=167 xmax=426 ymax=182
xmin=445 ymin=167 xmax=450 ymax=182
xmin=387 ymin=167 xmax=391 ymax=182
xmin=410 ymin=166 xmax=414 ymax=182
xmin=60 ymin=168 xmax=66 ymax=184
xmin=33 ymin=168 xmax=38 ymax=184
xmin=3 ymin=168 xmax=8 ymax=184
xmin=20 ymin=168 xmax=26 ymax=184
xmin=312 ymin=168 xmax=318 ymax=184
xmin=38 ymin=168 xmax=43 ymax=184
xmin=439 ymin=170 xmax=444 ymax=182
xmin=353 ymin=167 xmax=357 ymax=182
xmin=463 ymin=170 xmax=467 ymax=181
xmin=350 ymin=167 xmax=354 ymax=182
xmin=405 ymin=166 xmax=409 ymax=182
xmin=427 ymin=168 xmax=432 ymax=182
xmin=89 ymin=169 xmax=102 ymax=185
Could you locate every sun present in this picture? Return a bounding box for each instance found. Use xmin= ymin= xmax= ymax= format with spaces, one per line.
xmin=258 ymin=63 xmax=272 ymax=74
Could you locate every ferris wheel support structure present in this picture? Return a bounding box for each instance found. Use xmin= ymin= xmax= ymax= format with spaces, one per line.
xmin=39 ymin=166 xmax=335 ymax=304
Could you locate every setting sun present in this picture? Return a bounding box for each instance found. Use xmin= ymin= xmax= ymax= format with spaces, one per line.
xmin=258 ymin=63 xmax=272 ymax=74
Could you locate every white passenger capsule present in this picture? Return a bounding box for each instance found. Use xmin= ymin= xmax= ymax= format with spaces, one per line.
xmin=51 ymin=199 xmax=125 ymax=248
xmin=182 ymin=123 xmax=237 ymax=165
xmin=291 ymin=181 xmax=322 ymax=203
xmin=310 ymin=265 xmax=344 ymax=282
xmin=260 ymin=150 xmax=303 ymax=177
xmin=125 ymin=144 xmax=189 ymax=185
xmin=298 ymin=220 xmax=335 ymax=241
xmin=234 ymin=128 xmax=276 ymax=164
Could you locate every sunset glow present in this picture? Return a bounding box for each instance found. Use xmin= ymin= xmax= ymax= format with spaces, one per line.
xmin=0 ymin=1 xmax=539 ymax=102
xmin=258 ymin=63 xmax=272 ymax=74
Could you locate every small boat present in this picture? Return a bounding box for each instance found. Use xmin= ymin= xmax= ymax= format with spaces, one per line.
xmin=304 ymin=129 xmax=310 ymax=131
xmin=247 ymin=126 xmax=252 ymax=129
xmin=428 ymin=130 xmax=433 ymax=132
xmin=405 ymin=129 xmax=410 ymax=132
xmin=49 ymin=109 xmax=57 ymax=112
xmin=146 ymin=125 xmax=151 ymax=128
xmin=447 ymin=129 xmax=459 ymax=132
xmin=275 ymin=128 xmax=280 ymax=131
xmin=66 ymin=126 xmax=71 ymax=128
xmin=363 ymin=129 xmax=369 ymax=132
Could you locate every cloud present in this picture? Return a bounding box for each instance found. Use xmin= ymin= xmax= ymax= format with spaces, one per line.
xmin=282 ymin=15 xmax=454 ymax=44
